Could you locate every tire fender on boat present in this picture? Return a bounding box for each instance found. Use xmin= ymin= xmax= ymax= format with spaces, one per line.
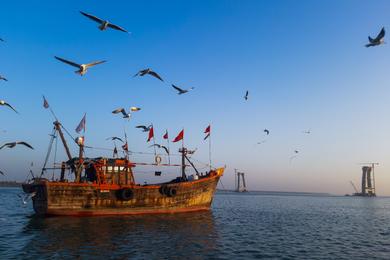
xmin=119 ymin=189 xmax=134 ymax=201
xmin=167 ymin=187 xmax=177 ymax=197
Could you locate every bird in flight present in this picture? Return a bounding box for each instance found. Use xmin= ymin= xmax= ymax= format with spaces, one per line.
xmin=365 ymin=27 xmax=385 ymax=47
xmin=244 ymin=90 xmax=249 ymax=100
xmin=0 ymin=100 xmax=18 ymax=114
xmin=172 ymin=84 xmax=194 ymax=95
xmin=0 ymin=75 xmax=8 ymax=81
xmin=264 ymin=129 xmax=270 ymax=135
xmin=106 ymin=137 xmax=124 ymax=143
xmin=149 ymin=144 xmax=169 ymax=154
xmin=136 ymin=125 xmax=152 ymax=132
xmin=80 ymin=11 xmax=129 ymax=33
xmin=303 ymin=130 xmax=311 ymax=134
xmin=0 ymin=169 xmax=4 ymax=175
xmin=294 ymin=150 xmax=299 ymax=154
xmin=54 ymin=56 xmax=106 ymax=76
xmin=130 ymin=107 xmax=141 ymax=112
xmin=0 ymin=141 xmax=34 ymax=150
xmin=257 ymin=140 xmax=266 ymax=145
xmin=133 ymin=68 xmax=164 ymax=82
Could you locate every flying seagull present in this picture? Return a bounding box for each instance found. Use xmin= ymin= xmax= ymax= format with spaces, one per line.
xmin=264 ymin=129 xmax=270 ymax=135
xmin=365 ymin=27 xmax=385 ymax=47
xmin=133 ymin=68 xmax=164 ymax=82
xmin=0 ymin=100 xmax=18 ymax=114
xmin=106 ymin=137 xmax=124 ymax=143
xmin=0 ymin=38 xmax=4 ymax=42
xmin=80 ymin=11 xmax=129 ymax=33
xmin=303 ymin=130 xmax=311 ymax=134
xmin=17 ymin=192 xmax=36 ymax=205
xmin=112 ymin=108 xmax=130 ymax=118
xmin=0 ymin=141 xmax=34 ymax=150
xmin=294 ymin=150 xmax=299 ymax=154
xmin=149 ymin=144 xmax=169 ymax=154
xmin=244 ymin=90 xmax=249 ymax=100
xmin=172 ymin=84 xmax=194 ymax=95
xmin=136 ymin=125 xmax=152 ymax=132
xmin=0 ymin=169 xmax=4 ymax=175
xmin=112 ymin=107 xmax=140 ymax=118
xmin=54 ymin=56 xmax=106 ymax=76
xmin=0 ymin=75 xmax=8 ymax=81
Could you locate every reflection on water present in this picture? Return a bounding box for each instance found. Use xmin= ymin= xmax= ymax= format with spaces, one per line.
xmin=20 ymin=211 xmax=218 ymax=259
xmin=3 ymin=188 xmax=390 ymax=259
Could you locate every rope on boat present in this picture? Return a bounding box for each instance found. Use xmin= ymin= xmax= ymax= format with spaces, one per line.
xmin=40 ymin=128 xmax=56 ymax=177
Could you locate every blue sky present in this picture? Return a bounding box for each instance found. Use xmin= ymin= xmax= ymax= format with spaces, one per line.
xmin=1 ymin=0 xmax=390 ymax=194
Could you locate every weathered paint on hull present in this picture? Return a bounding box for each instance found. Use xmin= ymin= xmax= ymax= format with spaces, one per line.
xmin=24 ymin=170 xmax=223 ymax=216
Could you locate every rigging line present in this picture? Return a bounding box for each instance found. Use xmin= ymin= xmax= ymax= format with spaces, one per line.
xmin=82 ymin=145 xmax=182 ymax=156
xmin=40 ymin=128 xmax=56 ymax=177
xmin=60 ymin=125 xmax=76 ymax=145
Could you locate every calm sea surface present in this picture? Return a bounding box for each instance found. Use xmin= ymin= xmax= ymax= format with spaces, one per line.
xmin=1 ymin=188 xmax=390 ymax=259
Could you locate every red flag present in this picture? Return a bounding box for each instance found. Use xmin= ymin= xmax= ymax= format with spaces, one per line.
xmin=163 ymin=130 xmax=168 ymax=140
xmin=204 ymin=125 xmax=211 ymax=134
xmin=172 ymin=130 xmax=184 ymax=143
xmin=147 ymin=126 xmax=154 ymax=142
xmin=42 ymin=95 xmax=49 ymax=109
xmin=122 ymin=142 xmax=128 ymax=151
xmin=75 ymin=113 xmax=86 ymax=133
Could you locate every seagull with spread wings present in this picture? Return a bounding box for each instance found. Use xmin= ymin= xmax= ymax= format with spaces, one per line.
xmin=136 ymin=125 xmax=152 ymax=132
xmin=54 ymin=56 xmax=106 ymax=76
xmin=0 ymin=100 xmax=18 ymax=114
xmin=106 ymin=137 xmax=124 ymax=143
xmin=112 ymin=107 xmax=140 ymax=119
xmin=172 ymin=84 xmax=194 ymax=95
xmin=0 ymin=75 xmax=7 ymax=81
xmin=133 ymin=68 xmax=164 ymax=82
xmin=149 ymin=144 xmax=169 ymax=154
xmin=0 ymin=141 xmax=34 ymax=150
xmin=264 ymin=129 xmax=270 ymax=135
xmin=365 ymin=27 xmax=385 ymax=47
xmin=80 ymin=11 xmax=129 ymax=33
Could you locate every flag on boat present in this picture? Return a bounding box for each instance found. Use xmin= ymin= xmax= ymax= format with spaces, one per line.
xmin=75 ymin=113 xmax=86 ymax=133
xmin=173 ymin=129 xmax=184 ymax=143
xmin=42 ymin=95 xmax=49 ymax=109
xmin=147 ymin=126 xmax=154 ymax=142
xmin=122 ymin=142 xmax=128 ymax=151
xmin=163 ymin=130 xmax=168 ymax=140
xmin=204 ymin=125 xmax=211 ymax=140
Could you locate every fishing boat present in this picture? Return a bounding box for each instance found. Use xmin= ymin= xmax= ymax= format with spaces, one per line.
xmin=22 ymin=121 xmax=224 ymax=216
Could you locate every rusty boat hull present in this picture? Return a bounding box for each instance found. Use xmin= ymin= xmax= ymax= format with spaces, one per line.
xmin=23 ymin=168 xmax=224 ymax=216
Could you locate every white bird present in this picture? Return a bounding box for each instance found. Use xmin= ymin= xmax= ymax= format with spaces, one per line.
xmin=0 ymin=75 xmax=8 ymax=81
xmin=172 ymin=84 xmax=194 ymax=95
xmin=365 ymin=27 xmax=385 ymax=47
xmin=17 ymin=192 xmax=36 ymax=205
xmin=54 ymin=56 xmax=106 ymax=76
xmin=0 ymin=100 xmax=18 ymax=113
xmin=80 ymin=11 xmax=129 ymax=33
xmin=112 ymin=107 xmax=140 ymax=118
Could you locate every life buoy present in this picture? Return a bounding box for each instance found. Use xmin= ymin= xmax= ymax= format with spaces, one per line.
xmin=119 ymin=189 xmax=134 ymax=201
xmin=155 ymin=155 xmax=162 ymax=165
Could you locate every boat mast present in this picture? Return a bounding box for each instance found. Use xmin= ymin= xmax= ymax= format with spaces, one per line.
xmin=54 ymin=121 xmax=72 ymax=161
xmin=181 ymin=148 xmax=186 ymax=179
